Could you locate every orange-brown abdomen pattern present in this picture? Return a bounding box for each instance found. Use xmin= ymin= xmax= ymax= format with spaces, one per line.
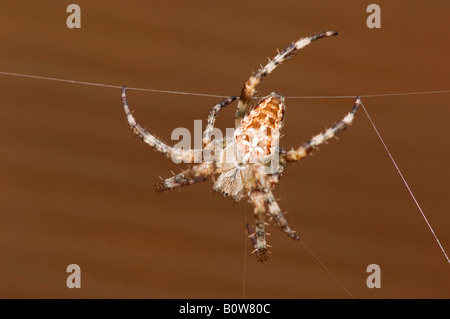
xmin=235 ymin=93 xmax=285 ymax=162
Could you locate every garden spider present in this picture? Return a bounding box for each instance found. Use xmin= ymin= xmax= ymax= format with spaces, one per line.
xmin=122 ymin=31 xmax=360 ymax=262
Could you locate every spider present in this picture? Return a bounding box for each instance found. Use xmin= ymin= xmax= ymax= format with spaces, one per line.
xmin=122 ymin=31 xmax=360 ymax=262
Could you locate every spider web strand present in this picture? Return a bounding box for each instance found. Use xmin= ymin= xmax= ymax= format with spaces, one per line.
xmin=279 ymin=181 xmax=355 ymax=298
xmin=1 ymin=71 xmax=449 ymax=99
xmin=300 ymin=241 xmax=355 ymax=298
xmin=0 ymin=71 xmax=229 ymax=98
xmin=242 ymin=208 xmax=249 ymax=299
xmin=360 ymin=100 xmax=450 ymax=264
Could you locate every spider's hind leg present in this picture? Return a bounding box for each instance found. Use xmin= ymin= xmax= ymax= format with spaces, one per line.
xmin=265 ymin=189 xmax=300 ymax=241
xmin=252 ymin=164 xmax=300 ymax=241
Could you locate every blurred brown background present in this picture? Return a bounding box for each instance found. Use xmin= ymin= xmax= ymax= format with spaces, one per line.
xmin=0 ymin=1 xmax=449 ymax=299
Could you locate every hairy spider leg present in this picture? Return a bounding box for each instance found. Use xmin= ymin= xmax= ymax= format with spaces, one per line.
xmin=155 ymin=162 xmax=215 ymax=192
xmin=283 ymin=97 xmax=360 ymax=163
xmin=203 ymin=96 xmax=238 ymax=146
xmin=235 ymin=31 xmax=338 ymax=128
xmin=122 ymin=86 xmax=198 ymax=163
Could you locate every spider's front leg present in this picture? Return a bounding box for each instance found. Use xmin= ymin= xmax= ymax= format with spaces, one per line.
xmin=235 ymin=31 xmax=338 ymax=127
xmin=282 ymin=97 xmax=361 ymax=163
xmin=122 ymin=86 xmax=198 ymax=163
xmin=252 ymin=164 xmax=300 ymax=241
xmin=155 ymin=162 xmax=215 ymax=192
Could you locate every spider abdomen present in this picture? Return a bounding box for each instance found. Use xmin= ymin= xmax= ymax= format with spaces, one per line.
xmin=235 ymin=93 xmax=285 ymax=162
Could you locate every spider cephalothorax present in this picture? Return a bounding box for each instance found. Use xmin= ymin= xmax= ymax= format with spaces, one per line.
xmin=122 ymin=31 xmax=360 ymax=261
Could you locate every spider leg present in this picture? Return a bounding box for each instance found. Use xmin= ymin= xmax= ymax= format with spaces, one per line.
xmin=203 ymin=96 xmax=238 ymax=147
xmin=245 ymin=223 xmax=258 ymax=252
xmin=265 ymin=189 xmax=300 ymax=241
xmin=248 ymin=189 xmax=269 ymax=262
xmin=155 ymin=162 xmax=215 ymax=192
xmin=122 ymin=86 xmax=198 ymax=163
xmin=282 ymin=97 xmax=360 ymax=163
xmin=235 ymin=31 xmax=338 ymax=128
xmin=252 ymin=164 xmax=299 ymax=241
